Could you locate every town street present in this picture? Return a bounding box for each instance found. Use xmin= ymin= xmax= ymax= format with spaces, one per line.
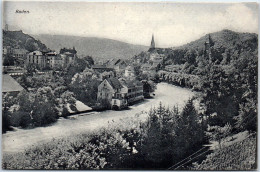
xmin=3 ymin=83 xmax=195 ymax=154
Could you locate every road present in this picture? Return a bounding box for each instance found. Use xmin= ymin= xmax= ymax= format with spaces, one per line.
xmin=2 ymin=83 xmax=195 ymax=154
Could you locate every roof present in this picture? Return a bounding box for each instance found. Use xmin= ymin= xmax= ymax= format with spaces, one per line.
xmin=120 ymin=79 xmax=142 ymax=88
xmin=46 ymin=52 xmax=57 ymax=56
xmin=2 ymin=74 xmax=24 ymax=93
xmin=125 ymin=65 xmax=134 ymax=70
xmin=92 ymin=65 xmax=112 ymax=69
xmin=28 ymin=50 xmax=42 ymax=56
xmin=64 ymin=52 xmax=73 ymax=55
xmin=13 ymin=48 xmax=28 ymax=54
xmin=106 ymin=77 xmax=123 ymax=89
xmin=114 ymin=59 xmax=122 ymax=65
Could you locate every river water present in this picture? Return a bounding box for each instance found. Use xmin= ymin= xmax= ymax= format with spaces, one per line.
xmin=2 ymin=83 xmax=195 ymax=154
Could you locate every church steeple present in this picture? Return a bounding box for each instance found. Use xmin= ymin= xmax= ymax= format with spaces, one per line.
xmin=150 ymin=34 xmax=155 ymax=49
xmin=149 ymin=34 xmax=155 ymax=52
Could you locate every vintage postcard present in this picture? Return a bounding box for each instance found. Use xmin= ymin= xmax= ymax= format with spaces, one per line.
xmin=2 ymin=1 xmax=258 ymax=170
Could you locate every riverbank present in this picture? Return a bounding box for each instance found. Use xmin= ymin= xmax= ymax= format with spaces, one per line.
xmin=3 ymin=83 xmax=196 ymax=154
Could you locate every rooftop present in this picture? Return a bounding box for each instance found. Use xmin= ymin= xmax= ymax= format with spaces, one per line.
xmin=92 ymin=65 xmax=113 ymax=69
xmin=2 ymin=74 xmax=24 ymax=93
xmin=120 ymin=79 xmax=142 ymax=88
xmin=28 ymin=50 xmax=43 ymax=56
xmin=106 ymin=77 xmax=123 ymax=90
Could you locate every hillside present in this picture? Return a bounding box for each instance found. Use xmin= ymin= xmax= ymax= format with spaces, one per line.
xmin=193 ymin=134 xmax=256 ymax=170
xmin=178 ymin=29 xmax=258 ymax=51
xmin=33 ymin=34 xmax=149 ymax=60
xmin=3 ymin=30 xmax=48 ymax=52
xmin=133 ymin=29 xmax=258 ymax=66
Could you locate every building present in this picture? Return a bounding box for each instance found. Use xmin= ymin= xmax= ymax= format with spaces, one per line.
xmin=2 ymin=74 xmax=24 ymax=95
xmin=92 ymin=65 xmax=114 ymax=73
xmin=124 ymin=65 xmax=135 ymax=78
xmin=13 ymin=48 xmax=28 ymax=59
xmin=25 ymin=50 xmax=47 ymax=69
xmin=119 ymin=79 xmax=144 ymax=105
xmin=3 ymin=46 xmax=14 ymax=55
xmin=141 ymin=63 xmax=152 ymax=74
xmin=63 ymin=52 xmax=75 ymax=64
xmin=108 ymin=59 xmax=128 ymax=72
xmin=97 ymin=77 xmax=128 ymax=110
xmin=46 ymin=52 xmax=63 ymax=69
xmin=59 ymin=47 xmax=77 ymax=66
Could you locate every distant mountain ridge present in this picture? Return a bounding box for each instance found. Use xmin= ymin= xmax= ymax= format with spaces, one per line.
xmin=32 ymin=34 xmax=149 ymax=60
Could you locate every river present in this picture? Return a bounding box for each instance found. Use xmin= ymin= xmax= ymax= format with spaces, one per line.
xmin=2 ymin=83 xmax=196 ymax=154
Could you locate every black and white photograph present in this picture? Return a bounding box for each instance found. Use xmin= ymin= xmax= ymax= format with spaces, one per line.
xmin=1 ymin=1 xmax=258 ymax=170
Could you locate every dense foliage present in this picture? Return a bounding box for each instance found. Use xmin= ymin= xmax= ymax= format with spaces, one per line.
xmin=3 ymin=101 xmax=205 ymax=169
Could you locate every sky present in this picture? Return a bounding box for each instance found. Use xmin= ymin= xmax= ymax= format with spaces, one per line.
xmin=3 ymin=1 xmax=259 ymax=48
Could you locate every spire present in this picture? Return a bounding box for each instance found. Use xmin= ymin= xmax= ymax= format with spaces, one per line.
xmin=150 ymin=34 xmax=155 ymax=49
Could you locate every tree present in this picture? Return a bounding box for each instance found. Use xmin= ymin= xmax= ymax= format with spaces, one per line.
xmin=174 ymin=99 xmax=204 ymax=159
xmin=25 ymin=38 xmax=37 ymax=52
xmin=26 ymin=63 xmax=38 ymax=76
xmin=31 ymin=87 xmax=58 ymax=126
xmin=205 ymin=123 xmax=232 ymax=148
xmin=234 ymin=98 xmax=257 ymax=132
xmin=3 ymin=54 xmax=15 ymax=66
xmin=83 ymin=56 xmax=95 ymax=66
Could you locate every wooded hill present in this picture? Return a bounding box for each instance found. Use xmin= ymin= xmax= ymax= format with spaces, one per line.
xmin=3 ymin=30 xmax=48 ymax=52
xmin=133 ymin=29 xmax=258 ymax=67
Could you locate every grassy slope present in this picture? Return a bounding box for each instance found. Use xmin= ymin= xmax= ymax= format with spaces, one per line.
xmin=193 ymin=133 xmax=256 ymax=170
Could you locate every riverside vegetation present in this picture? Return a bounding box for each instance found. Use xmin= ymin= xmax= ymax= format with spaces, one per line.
xmin=3 ymin=101 xmax=205 ymax=169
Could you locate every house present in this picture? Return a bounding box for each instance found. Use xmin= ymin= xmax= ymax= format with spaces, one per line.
xmin=97 ymin=77 xmax=127 ymax=110
xmin=63 ymin=52 xmax=75 ymax=64
xmin=2 ymin=74 xmax=24 ymax=96
xmin=13 ymin=48 xmax=28 ymax=59
xmin=3 ymin=46 xmax=14 ymax=55
xmin=108 ymin=59 xmax=128 ymax=72
xmin=141 ymin=63 xmax=152 ymax=74
xmin=92 ymin=65 xmax=114 ymax=73
xmin=59 ymin=47 xmax=77 ymax=66
xmin=124 ymin=65 xmax=135 ymax=78
xmin=150 ymin=53 xmax=164 ymax=66
xmin=119 ymin=79 xmax=144 ymax=105
xmin=46 ymin=52 xmax=63 ymax=69
xmin=25 ymin=50 xmax=47 ymax=69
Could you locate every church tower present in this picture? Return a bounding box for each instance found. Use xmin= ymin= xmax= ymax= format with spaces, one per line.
xmin=204 ymin=34 xmax=214 ymax=63
xmin=149 ymin=34 xmax=155 ymax=51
